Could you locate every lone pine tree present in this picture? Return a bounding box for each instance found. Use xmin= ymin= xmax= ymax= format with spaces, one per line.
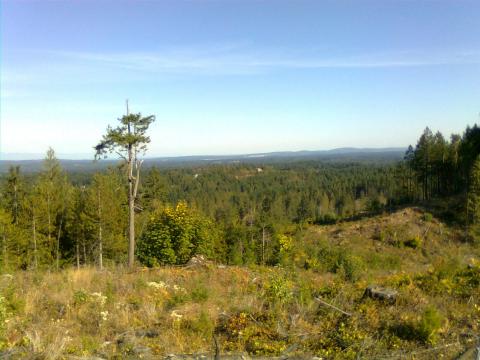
xmin=95 ymin=102 xmax=155 ymax=268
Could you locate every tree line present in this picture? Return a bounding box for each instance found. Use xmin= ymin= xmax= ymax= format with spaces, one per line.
xmin=397 ymin=125 xmax=480 ymax=205
xmin=1 ymin=119 xmax=480 ymax=270
xmin=0 ymin=150 xmax=402 ymax=270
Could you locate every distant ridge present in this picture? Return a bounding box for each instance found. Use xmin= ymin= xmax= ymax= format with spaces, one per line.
xmin=0 ymin=147 xmax=405 ymax=161
xmin=0 ymin=147 xmax=406 ymax=173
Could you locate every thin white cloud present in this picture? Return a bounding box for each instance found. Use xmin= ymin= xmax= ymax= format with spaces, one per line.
xmin=57 ymin=47 xmax=480 ymax=70
xmin=6 ymin=45 xmax=480 ymax=78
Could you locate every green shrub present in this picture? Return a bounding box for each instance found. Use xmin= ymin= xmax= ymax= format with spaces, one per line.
xmin=314 ymin=242 xmax=365 ymax=281
xmin=245 ymin=332 xmax=287 ymax=356
xmin=404 ymin=235 xmax=422 ymax=249
xmin=414 ymin=260 xmax=479 ymax=298
xmin=392 ymin=306 xmax=443 ymax=345
xmin=137 ymin=201 xmax=220 ymax=266
xmin=190 ymin=284 xmax=209 ymax=303
xmin=336 ymin=253 xmax=364 ymax=282
xmin=423 ymin=212 xmax=433 ymax=222
xmin=317 ymin=213 xmax=337 ymax=225
xmin=264 ymin=274 xmax=293 ymax=305
xmin=0 ymin=296 xmax=8 ymax=331
xmin=0 ymin=296 xmax=8 ymax=350
xmin=368 ymin=253 xmax=401 ymax=270
xmin=417 ymin=306 xmax=443 ymax=345
xmin=166 ymin=291 xmax=190 ymax=309
xmin=73 ymin=290 xmax=89 ymax=305
xmin=185 ymin=311 xmax=214 ymax=336
xmin=3 ymin=284 xmax=25 ymax=314
xmin=296 ymin=281 xmax=314 ymax=305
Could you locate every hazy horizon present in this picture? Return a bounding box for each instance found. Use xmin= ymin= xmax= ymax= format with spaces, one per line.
xmin=0 ymin=146 xmax=407 ymax=161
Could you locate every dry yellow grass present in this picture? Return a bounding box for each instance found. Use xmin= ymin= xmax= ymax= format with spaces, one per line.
xmin=0 ymin=208 xmax=478 ymax=359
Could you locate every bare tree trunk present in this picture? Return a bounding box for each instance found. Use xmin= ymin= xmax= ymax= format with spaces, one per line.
xmin=128 ymin=162 xmax=135 ymax=268
xmin=99 ymin=229 xmax=103 ymax=270
xmin=76 ymin=243 xmax=80 ymax=270
xmin=83 ymin=242 xmax=87 ymax=266
xmin=3 ymin=228 xmax=7 ymax=270
xmin=13 ymin=184 xmax=18 ymax=225
xmin=126 ymin=126 xmax=143 ymax=268
xmin=56 ymin=217 xmax=63 ymax=270
xmin=47 ymin=193 xmax=51 ymax=246
xmin=262 ymin=226 xmax=265 ymax=265
xmin=97 ymin=189 xmax=103 ymax=270
xmin=32 ymin=215 xmax=38 ymax=269
xmin=127 ymin=100 xmax=136 ymax=269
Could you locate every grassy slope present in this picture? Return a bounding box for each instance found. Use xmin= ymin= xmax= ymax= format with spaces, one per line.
xmin=0 ymin=207 xmax=479 ymax=359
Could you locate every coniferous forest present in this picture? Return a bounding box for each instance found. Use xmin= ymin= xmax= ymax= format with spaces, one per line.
xmin=1 ymin=124 xmax=480 ymax=270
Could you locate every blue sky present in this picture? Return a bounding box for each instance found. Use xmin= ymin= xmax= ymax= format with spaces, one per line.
xmin=1 ymin=0 xmax=480 ymax=159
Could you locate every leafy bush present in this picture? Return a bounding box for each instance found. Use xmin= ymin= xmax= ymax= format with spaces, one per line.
xmin=2 ymin=284 xmax=25 ymax=314
xmin=245 ymin=331 xmax=287 ymax=356
xmin=0 ymin=296 xmax=8 ymax=341
xmin=417 ymin=306 xmax=443 ymax=345
xmin=264 ymin=274 xmax=293 ymax=305
xmin=219 ymin=311 xmax=250 ymax=342
xmin=392 ymin=306 xmax=443 ymax=345
xmin=184 ymin=311 xmax=214 ymax=337
xmin=316 ymin=243 xmax=365 ymax=282
xmin=423 ymin=212 xmax=433 ymax=222
xmin=190 ymin=284 xmax=209 ymax=303
xmin=295 ymin=280 xmax=314 ymax=305
xmin=316 ymin=213 xmax=338 ymax=225
xmin=334 ymin=253 xmax=364 ymax=282
xmin=166 ymin=291 xmax=190 ymax=309
xmin=137 ymin=201 xmax=220 ymax=266
xmin=403 ymin=235 xmax=422 ymax=249
xmin=73 ymin=290 xmax=89 ymax=305
xmin=374 ymin=226 xmax=403 ymax=247
xmin=415 ymin=260 xmax=479 ymax=297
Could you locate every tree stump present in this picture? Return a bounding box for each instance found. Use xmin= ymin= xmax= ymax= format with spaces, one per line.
xmin=363 ymin=285 xmax=398 ymax=304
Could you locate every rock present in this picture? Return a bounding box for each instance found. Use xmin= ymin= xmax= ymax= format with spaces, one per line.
xmin=186 ymin=254 xmax=211 ymax=268
xmin=363 ymin=285 xmax=398 ymax=304
xmin=135 ymin=329 xmax=159 ymax=338
xmin=132 ymin=345 xmax=152 ymax=356
xmin=456 ymin=345 xmax=480 ymax=360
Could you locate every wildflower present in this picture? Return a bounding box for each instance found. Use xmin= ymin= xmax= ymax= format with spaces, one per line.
xmin=170 ymin=310 xmax=183 ymax=320
xmin=91 ymin=292 xmax=107 ymax=306
xmin=147 ymin=281 xmax=168 ymax=290
xmin=100 ymin=311 xmax=109 ymax=321
xmin=173 ymin=284 xmax=186 ymax=293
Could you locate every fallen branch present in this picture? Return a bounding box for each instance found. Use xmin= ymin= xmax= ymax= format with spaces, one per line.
xmin=315 ymin=297 xmax=352 ymax=317
xmin=422 ymin=223 xmax=431 ymax=240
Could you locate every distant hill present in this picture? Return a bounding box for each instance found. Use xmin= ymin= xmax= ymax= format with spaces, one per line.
xmin=0 ymin=147 xmax=406 ymax=173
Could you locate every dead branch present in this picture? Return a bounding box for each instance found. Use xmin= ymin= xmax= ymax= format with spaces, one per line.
xmin=315 ymin=297 xmax=352 ymax=317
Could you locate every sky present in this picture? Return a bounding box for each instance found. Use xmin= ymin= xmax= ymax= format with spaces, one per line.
xmin=1 ymin=0 xmax=480 ymax=159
